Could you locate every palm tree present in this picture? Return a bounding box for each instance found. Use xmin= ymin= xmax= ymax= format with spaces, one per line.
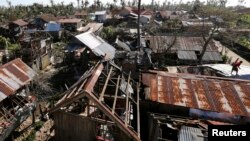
xmin=113 ymin=0 xmax=117 ymax=6
xmin=97 ymin=0 xmax=101 ymax=10
xmin=84 ymin=0 xmax=89 ymax=9
xmin=50 ymin=0 xmax=54 ymax=6
xmin=77 ymin=0 xmax=80 ymax=9
xmin=81 ymin=0 xmax=84 ymax=9
xmin=120 ymin=0 xmax=126 ymax=7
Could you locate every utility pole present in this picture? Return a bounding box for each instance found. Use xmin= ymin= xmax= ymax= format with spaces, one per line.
xmin=137 ymin=0 xmax=141 ymax=49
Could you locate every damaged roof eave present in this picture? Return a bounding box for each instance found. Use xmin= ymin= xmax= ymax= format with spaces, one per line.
xmin=75 ymin=31 xmax=116 ymax=61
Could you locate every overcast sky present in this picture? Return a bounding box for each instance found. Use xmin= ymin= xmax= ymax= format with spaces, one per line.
xmin=0 ymin=0 xmax=249 ymax=7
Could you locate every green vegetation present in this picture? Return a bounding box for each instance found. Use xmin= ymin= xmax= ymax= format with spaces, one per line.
xmin=238 ymin=36 xmax=250 ymax=49
xmin=237 ymin=14 xmax=250 ymax=28
xmin=0 ymin=2 xmax=74 ymax=23
xmin=100 ymin=26 xmax=119 ymax=43
xmin=0 ymin=36 xmax=21 ymax=57
xmin=222 ymin=54 xmax=229 ymax=63
xmin=22 ymin=121 xmax=44 ymax=141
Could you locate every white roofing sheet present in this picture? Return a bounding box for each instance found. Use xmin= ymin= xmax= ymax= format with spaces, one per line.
xmin=203 ymin=64 xmax=250 ymax=80
xmin=75 ymin=31 xmax=116 ymax=60
xmin=95 ymin=11 xmax=107 ymax=15
xmin=75 ymin=31 xmax=103 ymax=49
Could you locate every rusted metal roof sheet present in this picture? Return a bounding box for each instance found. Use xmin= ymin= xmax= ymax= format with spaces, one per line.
xmin=145 ymin=36 xmax=218 ymax=53
xmin=74 ymin=11 xmax=87 ymax=16
xmin=57 ymin=18 xmax=82 ymax=23
xmin=0 ymin=58 xmax=36 ymax=101
xmin=12 ymin=19 xmax=28 ymax=26
xmin=79 ymin=22 xmax=103 ymax=33
xmin=38 ymin=14 xmax=57 ymax=22
xmin=142 ymin=71 xmax=250 ymax=117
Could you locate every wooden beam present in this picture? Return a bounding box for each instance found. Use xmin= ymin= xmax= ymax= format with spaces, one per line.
xmin=125 ymin=72 xmax=131 ymax=127
xmin=99 ymin=66 xmax=113 ymax=101
xmin=84 ymin=63 xmax=104 ymax=92
xmin=56 ymin=87 xmax=77 ymax=105
xmin=83 ymin=90 xmax=140 ymax=141
xmin=137 ymin=83 xmax=141 ymax=138
xmin=112 ymin=75 xmax=121 ymax=114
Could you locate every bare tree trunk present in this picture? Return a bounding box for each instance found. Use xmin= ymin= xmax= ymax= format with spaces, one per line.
xmin=198 ymin=35 xmax=213 ymax=64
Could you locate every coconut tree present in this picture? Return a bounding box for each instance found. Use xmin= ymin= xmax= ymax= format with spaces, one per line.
xmin=77 ymin=0 xmax=80 ymax=9
xmin=113 ymin=0 xmax=117 ymax=6
xmin=84 ymin=0 xmax=89 ymax=8
xmin=97 ymin=0 xmax=101 ymax=10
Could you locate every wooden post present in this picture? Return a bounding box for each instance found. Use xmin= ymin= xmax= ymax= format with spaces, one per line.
xmin=112 ymin=75 xmax=121 ymax=114
xmin=137 ymin=83 xmax=141 ymax=138
xmin=125 ymin=72 xmax=131 ymax=127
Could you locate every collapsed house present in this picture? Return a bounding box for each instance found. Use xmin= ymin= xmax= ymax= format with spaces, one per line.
xmin=19 ymin=31 xmax=52 ymax=70
xmin=48 ymin=31 xmax=140 ymax=141
xmin=0 ymin=58 xmax=36 ymax=141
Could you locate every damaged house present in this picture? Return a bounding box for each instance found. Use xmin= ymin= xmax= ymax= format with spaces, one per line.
xmin=35 ymin=14 xmax=57 ymax=29
xmin=0 ymin=58 xmax=36 ymax=141
xmin=19 ymin=31 xmax=52 ymax=70
xmin=65 ymin=31 xmax=115 ymax=67
xmin=140 ymin=70 xmax=250 ymax=140
xmin=145 ymin=36 xmax=223 ymax=65
xmin=8 ymin=19 xmax=28 ymax=38
xmin=78 ymin=22 xmax=103 ymax=35
xmin=49 ymin=32 xmax=140 ymax=141
xmin=57 ymin=18 xmax=83 ymax=32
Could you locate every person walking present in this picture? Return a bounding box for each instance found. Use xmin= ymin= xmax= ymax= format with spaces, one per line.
xmin=231 ymin=58 xmax=243 ymax=75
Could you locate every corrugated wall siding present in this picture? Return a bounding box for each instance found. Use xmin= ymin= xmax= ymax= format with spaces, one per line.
xmin=54 ymin=111 xmax=97 ymax=141
xmin=54 ymin=111 xmax=131 ymax=141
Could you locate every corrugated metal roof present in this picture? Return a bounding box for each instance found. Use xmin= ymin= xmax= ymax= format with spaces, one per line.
xmin=45 ymin=22 xmax=61 ymax=31
xmin=38 ymin=14 xmax=57 ymax=22
xmin=203 ymin=64 xmax=250 ymax=80
xmin=115 ymin=38 xmax=131 ymax=52
xmin=177 ymin=50 xmax=197 ymax=60
xmin=182 ymin=21 xmax=213 ymax=27
xmin=74 ymin=11 xmax=87 ymax=16
xmin=178 ymin=126 xmax=205 ymax=141
xmin=0 ymin=58 xmax=36 ymax=102
xmin=142 ymin=71 xmax=250 ymax=117
xmin=57 ymin=18 xmax=82 ymax=23
xmin=202 ymin=51 xmax=222 ymax=62
xmin=75 ymin=31 xmax=115 ymax=60
xmin=12 ymin=19 xmax=28 ymax=26
xmin=95 ymin=11 xmax=107 ymax=15
xmin=145 ymin=36 xmax=218 ymax=53
xmin=78 ymin=22 xmax=103 ymax=33
xmin=177 ymin=51 xmax=222 ymax=62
